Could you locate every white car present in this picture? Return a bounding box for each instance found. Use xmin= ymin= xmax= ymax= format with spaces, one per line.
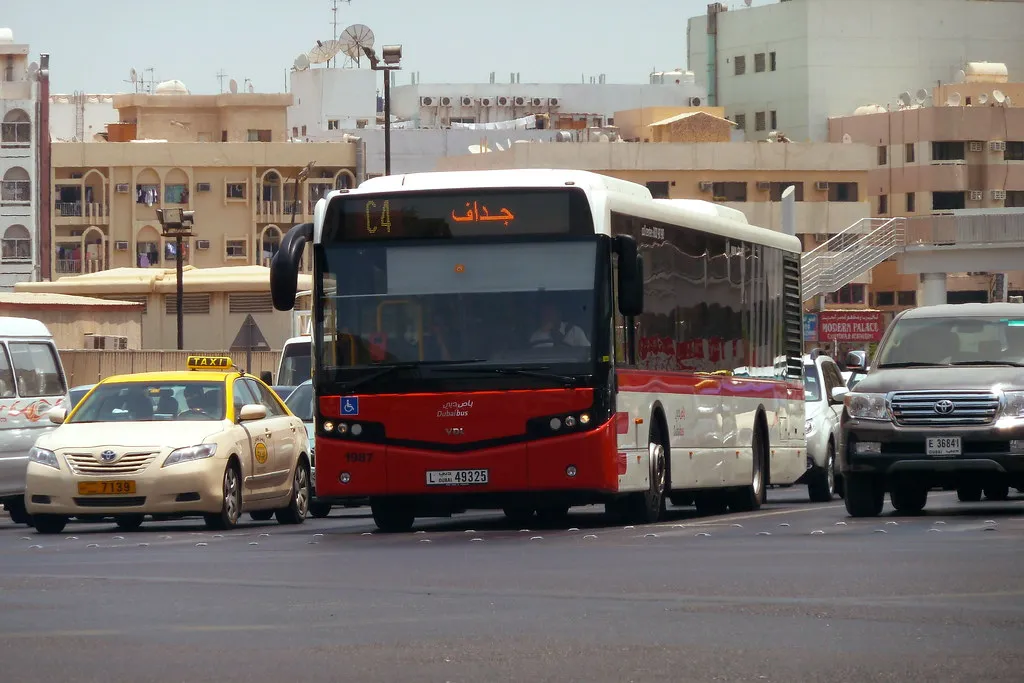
xmin=798 ymin=351 xmax=848 ymax=502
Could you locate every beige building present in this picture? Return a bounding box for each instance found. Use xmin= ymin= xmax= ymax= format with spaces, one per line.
xmin=15 ymin=265 xmax=312 ymax=351
xmin=0 ymin=292 xmax=143 ymax=349
xmin=47 ymin=80 xmax=359 ymax=280
xmin=828 ymin=70 xmax=1024 ymax=311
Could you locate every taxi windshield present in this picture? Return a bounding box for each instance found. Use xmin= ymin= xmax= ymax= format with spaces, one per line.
xmin=284 ymin=382 xmax=313 ymax=421
xmin=68 ymin=381 xmax=226 ymax=423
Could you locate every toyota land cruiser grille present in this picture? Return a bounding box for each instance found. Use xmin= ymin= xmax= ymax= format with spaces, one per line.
xmin=890 ymin=391 xmax=1000 ymax=426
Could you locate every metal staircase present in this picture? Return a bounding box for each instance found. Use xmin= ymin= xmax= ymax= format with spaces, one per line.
xmin=800 ymin=217 xmax=906 ymax=302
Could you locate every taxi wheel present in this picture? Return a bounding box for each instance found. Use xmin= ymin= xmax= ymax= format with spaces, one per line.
xmin=276 ymin=460 xmax=311 ymax=525
xmin=33 ymin=514 xmax=67 ymax=535
xmin=249 ymin=510 xmax=274 ymax=521
xmin=205 ymin=463 xmax=242 ymax=531
xmin=115 ymin=515 xmax=144 ymax=531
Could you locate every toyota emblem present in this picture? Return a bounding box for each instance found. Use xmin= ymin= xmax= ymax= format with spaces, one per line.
xmin=100 ymin=450 xmax=117 ymax=462
xmin=933 ymin=399 xmax=955 ymax=415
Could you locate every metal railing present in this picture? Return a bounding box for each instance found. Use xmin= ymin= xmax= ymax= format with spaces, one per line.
xmin=801 ymin=217 xmax=906 ymax=302
xmin=905 ymin=212 xmax=1024 ymax=246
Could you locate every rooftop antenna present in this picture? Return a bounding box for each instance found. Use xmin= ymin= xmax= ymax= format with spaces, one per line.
xmin=331 ymin=0 xmax=352 ymax=68
xmin=215 ymin=69 xmax=228 ymax=93
xmin=339 ymin=24 xmax=375 ymax=68
xmin=308 ymin=39 xmax=342 ymax=67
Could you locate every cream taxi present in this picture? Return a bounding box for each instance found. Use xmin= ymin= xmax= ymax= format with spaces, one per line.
xmin=24 ymin=356 xmax=312 ymax=534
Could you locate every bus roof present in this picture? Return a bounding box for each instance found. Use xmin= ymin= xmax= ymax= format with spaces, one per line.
xmin=318 ymin=169 xmax=801 ymax=253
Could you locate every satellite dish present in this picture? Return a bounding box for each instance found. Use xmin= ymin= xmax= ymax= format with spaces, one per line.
xmin=978 ymin=92 xmax=989 ymax=105
xmin=130 ymin=68 xmax=137 ymax=84
xmin=842 ymin=133 xmax=852 ymax=144
xmin=946 ymin=92 xmax=961 ymax=107
xmin=993 ymin=89 xmax=1006 ymax=104
xmin=955 ymin=69 xmax=967 ymax=84
xmin=339 ymin=24 xmax=376 ymax=62
xmin=1005 ymin=95 xmax=1013 ymax=107
xmin=915 ymin=88 xmax=929 ymax=105
xmin=308 ymin=39 xmax=342 ymax=65
xmin=247 ymin=83 xmax=254 ymax=93
xmin=744 ymin=0 xmax=752 ymax=5
xmin=229 ymin=79 xmax=238 ymax=94
xmin=897 ymin=91 xmax=912 ymax=108
xmin=27 ymin=62 xmax=38 ymax=76
xmin=293 ymin=53 xmax=310 ymax=71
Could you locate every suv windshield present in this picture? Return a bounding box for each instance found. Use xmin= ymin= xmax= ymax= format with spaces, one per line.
xmin=284 ymin=382 xmax=313 ymax=421
xmin=69 ymin=381 xmax=225 ymax=422
xmin=876 ymin=316 xmax=1024 ymax=367
xmin=803 ymin=364 xmax=822 ymax=402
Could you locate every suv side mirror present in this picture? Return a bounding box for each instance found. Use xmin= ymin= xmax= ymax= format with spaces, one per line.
xmin=830 ymin=386 xmax=849 ymax=404
xmin=614 ymin=234 xmax=644 ymax=317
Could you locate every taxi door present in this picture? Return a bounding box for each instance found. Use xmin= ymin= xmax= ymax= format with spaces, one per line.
xmin=244 ymin=378 xmax=297 ymax=497
xmin=232 ymin=378 xmax=276 ymax=499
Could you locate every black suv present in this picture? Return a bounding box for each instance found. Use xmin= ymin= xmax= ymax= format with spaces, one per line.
xmin=839 ymin=303 xmax=1024 ymax=517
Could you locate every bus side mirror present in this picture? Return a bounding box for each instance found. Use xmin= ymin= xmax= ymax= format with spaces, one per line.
xmin=270 ymin=222 xmax=314 ymax=311
xmin=614 ymin=234 xmax=644 ymax=317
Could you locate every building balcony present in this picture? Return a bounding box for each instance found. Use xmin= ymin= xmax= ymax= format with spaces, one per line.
xmin=54 ymin=201 xmax=109 ymax=225
xmin=54 ymin=258 xmax=106 ymax=276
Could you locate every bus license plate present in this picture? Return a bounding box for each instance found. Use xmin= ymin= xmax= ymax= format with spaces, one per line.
xmin=926 ymin=437 xmax=961 ymax=457
xmin=425 ymin=469 xmax=489 ymax=486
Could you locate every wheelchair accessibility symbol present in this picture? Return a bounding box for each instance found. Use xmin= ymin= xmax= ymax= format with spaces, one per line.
xmin=341 ymin=396 xmax=359 ymax=416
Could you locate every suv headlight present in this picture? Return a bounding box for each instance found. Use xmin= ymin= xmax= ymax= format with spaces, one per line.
xmin=29 ymin=446 xmax=60 ymax=470
xmin=844 ymin=392 xmax=889 ymax=421
xmin=804 ymin=418 xmax=814 ymax=435
xmin=999 ymin=391 xmax=1024 ymax=420
xmin=162 ymin=444 xmax=217 ymax=467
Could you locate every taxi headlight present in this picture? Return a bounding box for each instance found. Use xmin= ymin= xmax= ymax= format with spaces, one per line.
xmin=29 ymin=446 xmax=60 ymax=470
xmin=162 ymin=443 xmax=218 ymax=467
xmin=844 ymin=392 xmax=889 ymax=421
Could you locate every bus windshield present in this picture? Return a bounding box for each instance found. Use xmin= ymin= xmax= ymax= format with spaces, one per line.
xmin=317 ymin=239 xmax=599 ymax=382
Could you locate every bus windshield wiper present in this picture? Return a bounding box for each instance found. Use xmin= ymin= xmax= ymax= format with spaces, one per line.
xmin=337 ymin=359 xmax=484 ymax=393
xmin=950 ymin=360 xmax=1024 ymax=367
xmin=432 ymin=364 xmax=583 ymax=387
xmin=877 ymin=362 xmax=951 ymax=368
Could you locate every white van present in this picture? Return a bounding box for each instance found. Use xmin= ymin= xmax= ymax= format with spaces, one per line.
xmin=276 ymin=335 xmax=311 ymax=387
xmin=0 ymin=318 xmax=70 ymax=525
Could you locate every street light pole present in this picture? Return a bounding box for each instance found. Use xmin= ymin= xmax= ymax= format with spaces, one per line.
xmin=156 ymin=208 xmax=195 ymax=351
xmin=363 ymin=45 xmax=403 ymax=176
xmin=383 ymin=70 xmax=392 ymax=176
xmin=175 ymin=233 xmax=184 ymax=349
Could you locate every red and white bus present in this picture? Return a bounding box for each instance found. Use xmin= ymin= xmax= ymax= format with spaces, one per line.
xmin=270 ymin=169 xmax=806 ymax=532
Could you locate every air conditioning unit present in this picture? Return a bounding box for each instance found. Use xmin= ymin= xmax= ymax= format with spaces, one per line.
xmin=969 ymin=190 xmax=984 ymax=201
xmin=196 ymin=182 xmax=211 ymax=192
xmin=439 ymin=96 xmax=453 ymax=107
xmin=531 ymin=97 xmax=544 ymax=107
xmin=756 ymin=180 xmax=771 ymax=191
xmin=419 ymin=96 xmax=435 ymax=107
xmin=86 ymin=334 xmax=128 ymax=350
xmin=460 ymin=96 xmax=474 ymax=107
xmin=689 ymin=96 xmax=703 ymax=107
xmin=969 ymin=141 xmax=984 ymax=153
xmin=547 ymin=97 xmax=560 ymax=108
xmin=992 ymin=189 xmax=1007 ymax=201
xmin=196 ymin=239 xmax=211 ymax=250
xmin=497 ymin=96 xmax=510 ymax=106
xmin=114 ymin=240 xmax=129 ymax=251
xmin=115 ymin=183 xmax=130 ymax=193
xmin=514 ymin=96 xmax=526 ymax=106
xmin=698 ymin=181 xmax=713 ymax=192
xmin=480 ymin=97 xmax=493 ymax=107
xmin=990 ymin=140 xmax=1007 ymax=152
xmin=815 ymin=181 xmax=830 ymax=191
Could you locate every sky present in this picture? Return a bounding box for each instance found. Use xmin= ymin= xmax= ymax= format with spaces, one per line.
xmin=4 ymin=0 xmax=775 ymax=95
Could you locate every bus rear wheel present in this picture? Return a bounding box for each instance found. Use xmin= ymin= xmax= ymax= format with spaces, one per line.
xmin=370 ymin=499 xmax=415 ymax=533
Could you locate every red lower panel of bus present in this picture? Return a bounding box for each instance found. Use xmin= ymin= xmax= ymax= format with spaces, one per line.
xmin=314 ymin=417 xmax=619 ymax=498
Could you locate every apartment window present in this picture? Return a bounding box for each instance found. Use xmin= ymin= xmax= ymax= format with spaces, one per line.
xmin=292 ymin=126 xmax=298 ymax=137
xmin=247 ymin=129 xmax=272 ymax=142
xmin=1007 ymin=191 xmax=1024 ymax=208
xmin=1 ymin=224 xmax=31 ymax=262
xmin=932 ymin=191 xmax=966 ymax=211
xmin=932 ymin=141 xmax=966 ymax=161
xmin=1 ymin=109 xmax=31 ymax=147
xmin=878 ymin=194 xmax=888 ymax=214
xmin=877 ymin=146 xmax=887 ymax=165
xmin=874 ymin=291 xmax=895 ymax=307
xmin=226 ymin=183 xmax=246 ymax=200
xmin=226 ymin=239 xmax=247 ymax=259
xmin=828 ymin=182 xmax=858 ymax=202
xmin=897 ymin=291 xmax=917 ymax=307
xmin=327 ymin=119 xmax=340 ymax=130
xmin=645 ymin=181 xmax=670 ymax=199
xmin=734 ymin=56 xmax=746 ymax=76
xmin=906 ymin=192 xmax=916 ymax=212
xmin=164 ymin=239 xmax=190 ymax=264
xmin=301 ymin=125 xmax=307 ymax=136
xmin=905 ymin=143 xmax=915 ymax=163
xmin=712 ymin=182 xmax=747 ymax=202
xmin=826 ymin=284 xmax=866 ymax=305
xmin=769 ymin=52 xmax=777 ymax=71
xmin=1 ymin=167 xmax=30 ymax=204
xmin=754 ymin=53 xmax=766 ymax=73
xmin=769 ymin=182 xmax=803 ymax=202
xmin=221 ymin=130 xmax=228 ymax=142
xmin=164 ymin=184 xmax=188 ymax=204
xmin=770 ymin=110 xmax=777 ymax=131
xmin=755 ymin=111 xmax=766 ymax=132
xmin=1005 ymin=141 xmax=1024 ymax=161
xmin=734 ymin=114 xmax=747 ymax=131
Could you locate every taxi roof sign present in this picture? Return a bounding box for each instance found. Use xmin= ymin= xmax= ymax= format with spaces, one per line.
xmin=186 ymin=355 xmax=235 ymax=371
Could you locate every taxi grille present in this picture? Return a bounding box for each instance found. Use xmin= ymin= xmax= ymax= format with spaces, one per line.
xmin=890 ymin=391 xmax=1000 ymax=426
xmin=64 ymin=452 xmax=157 ymax=476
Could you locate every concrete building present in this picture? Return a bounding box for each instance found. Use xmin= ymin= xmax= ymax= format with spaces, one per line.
xmin=0 ymin=292 xmax=143 ymax=349
xmin=829 ymin=67 xmax=1024 ymax=311
xmin=15 ymin=265 xmax=312 ymax=351
xmin=687 ymin=0 xmax=1024 ymax=142
xmin=47 ymin=81 xmax=358 ymax=280
xmin=0 ymin=28 xmax=41 ymax=290
xmin=49 ymin=93 xmax=117 ymax=142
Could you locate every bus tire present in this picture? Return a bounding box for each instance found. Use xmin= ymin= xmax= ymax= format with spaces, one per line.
xmin=625 ymin=421 xmax=667 ymax=524
xmin=729 ymin=417 xmax=767 ymax=512
xmin=502 ymin=506 xmax=535 ymax=526
xmin=371 ymin=499 xmax=415 ymax=533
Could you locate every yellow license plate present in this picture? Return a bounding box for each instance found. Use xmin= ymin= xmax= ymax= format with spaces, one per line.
xmin=77 ymin=480 xmax=137 ymax=495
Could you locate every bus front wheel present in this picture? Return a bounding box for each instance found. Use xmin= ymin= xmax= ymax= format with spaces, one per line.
xmin=370 ymin=499 xmax=415 ymax=533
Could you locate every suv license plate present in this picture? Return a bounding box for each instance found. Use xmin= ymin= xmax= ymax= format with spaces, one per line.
xmin=926 ymin=437 xmax=961 ymax=456
xmin=425 ymin=469 xmax=489 ymax=486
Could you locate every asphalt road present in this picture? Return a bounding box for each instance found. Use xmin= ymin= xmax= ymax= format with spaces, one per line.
xmin=1 ymin=487 xmax=1022 ymax=683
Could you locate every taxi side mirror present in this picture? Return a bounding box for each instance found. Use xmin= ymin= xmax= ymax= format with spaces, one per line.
xmin=238 ymin=404 xmax=268 ymax=422
xmin=48 ymin=407 xmax=67 ymax=425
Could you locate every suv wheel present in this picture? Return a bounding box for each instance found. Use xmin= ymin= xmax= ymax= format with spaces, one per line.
xmin=843 ymin=473 xmax=884 ymax=517
xmin=890 ymin=481 xmax=928 ymax=514
xmin=956 ymin=484 xmax=983 ymax=502
xmin=984 ymin=483 xmax=1010 ymax=501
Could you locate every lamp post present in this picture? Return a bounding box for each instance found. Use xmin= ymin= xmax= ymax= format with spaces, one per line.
xmin=156 ymin=207 xmax=195 ymax=350
xmin=363 ymin=44 xmax=403 ymax=175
